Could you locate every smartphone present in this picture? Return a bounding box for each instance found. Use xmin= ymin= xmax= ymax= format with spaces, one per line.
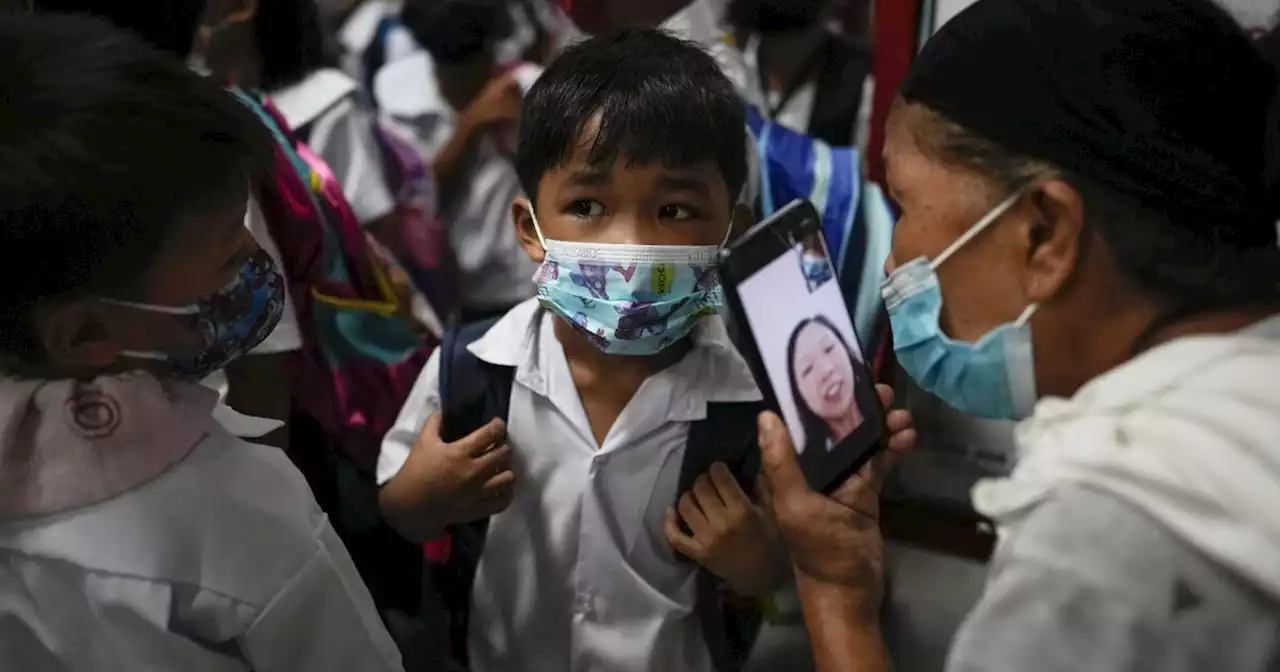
xmin=719 ymin=199 xmax=885 ymax=493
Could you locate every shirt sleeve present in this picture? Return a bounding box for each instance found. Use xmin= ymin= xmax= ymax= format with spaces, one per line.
xmin=945 ymin=490 xmax=1171 ymax=672
xmin=376 ymin=347 xmax=443 ymax=486
xmin=945 ymin=557 xmax=1158 ymax=672
xmin=239 ymin=518 xmax=405 ymax=672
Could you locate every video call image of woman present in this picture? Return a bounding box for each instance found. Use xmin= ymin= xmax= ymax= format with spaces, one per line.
xmin=786 ymin=314 xmax=871 ymax=465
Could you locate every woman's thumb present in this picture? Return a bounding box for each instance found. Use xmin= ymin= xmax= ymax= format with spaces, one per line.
xmin=757 ymin=412 xmax=810 ymax=500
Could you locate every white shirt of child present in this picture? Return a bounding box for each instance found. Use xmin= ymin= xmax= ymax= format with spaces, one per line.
xmin=377 ymin=299 xmax=762 ymax=672
xmin=337 ymin=0 xmax=418 ymax=82
xmin=0 ymin=416 xmax=403 ymax=671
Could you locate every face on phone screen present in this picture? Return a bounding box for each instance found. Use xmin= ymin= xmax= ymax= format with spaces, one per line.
xmin=737 ymin=231 xmax=873 ymax=461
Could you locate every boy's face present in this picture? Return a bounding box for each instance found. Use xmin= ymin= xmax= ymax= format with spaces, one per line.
xmin=513 ymin=122 xmax=744 ymax=261
xmin=37 ymin=193 xmax=261 ymax=375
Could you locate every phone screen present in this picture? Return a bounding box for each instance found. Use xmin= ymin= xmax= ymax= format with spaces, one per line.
xmin=733 ymin=225 xmax=881 ymax=482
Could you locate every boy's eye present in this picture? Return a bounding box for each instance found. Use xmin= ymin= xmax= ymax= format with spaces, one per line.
xmin=566 ymin=200 xmax=605 ymax=218
xmin=659 ymin=204 xmax=696 ymax=221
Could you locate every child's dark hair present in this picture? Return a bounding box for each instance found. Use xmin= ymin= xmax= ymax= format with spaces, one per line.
xmin=786 ymin=315 xmax=860 ymax=455
xmin=401 ymin=0 xmax=510 ymax=65
xmin=256 ymin=0 xmax=337 ymax=91
xmin=516 ymin=29 xmax=748 ymax=204
xmin=0 ymin=13 xmax=272 ymax=365
xmin=31 ymin=0 xmax=207 ymax=56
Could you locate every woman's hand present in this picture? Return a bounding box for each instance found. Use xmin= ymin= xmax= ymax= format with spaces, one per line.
xmin=758 ymin=384 xmax=916 ymax=615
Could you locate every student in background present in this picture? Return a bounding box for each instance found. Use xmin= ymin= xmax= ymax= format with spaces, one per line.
xmin=385 ymin=0 xmax=539 ymax=323
xmin=730 ymin=0 xmax=875 ymax=151
xmin=0 ymin=14 xmax=402 ymax=671
xmin=255 ymin=0 xmax=398 ymax=236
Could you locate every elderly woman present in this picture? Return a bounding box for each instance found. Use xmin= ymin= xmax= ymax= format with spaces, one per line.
xmin=756 ymin=0 xmax=1280 ymax=670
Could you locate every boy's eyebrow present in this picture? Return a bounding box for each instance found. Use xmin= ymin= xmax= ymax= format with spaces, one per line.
xmin=657 ymin=175 xmax=713 ymax=199
xmin=566 ymin=170 xmax=611 ymax=187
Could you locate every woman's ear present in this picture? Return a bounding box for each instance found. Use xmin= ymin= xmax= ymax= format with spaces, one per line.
xmin=511 ymin=196 xmax=545 ymax=264
xmin=32 ymin=300 xmax=122 ymax=374
xmin=1023 ymin=179 xmax=1085 ymax=304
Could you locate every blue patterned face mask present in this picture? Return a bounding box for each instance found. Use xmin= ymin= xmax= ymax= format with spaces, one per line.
xmin=527 ymin=208 xmax=729 ymax=356
xmin=880 ymin=192 xmax=1039 ymax=420
xmin=101 ymin=251 xmax=287 ymax=381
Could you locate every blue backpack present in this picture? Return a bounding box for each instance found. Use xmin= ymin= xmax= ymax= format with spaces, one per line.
xmin=426 ymin=316 xmax=767 ymax=672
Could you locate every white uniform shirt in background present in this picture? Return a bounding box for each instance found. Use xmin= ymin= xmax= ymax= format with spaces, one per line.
xmin=377 ymin=300 xmax=762 ymax=672
xmin=337 ymin=0 xmax=418 ymax=82
xmin=0 ymin=415 xmax=403 ymax=672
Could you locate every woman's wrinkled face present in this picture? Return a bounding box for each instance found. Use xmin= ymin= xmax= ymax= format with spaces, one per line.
xmin=792 ymin=321 xmax=856 ymax=421
xmin=882 ymin=101 xmax=1035 ymax=343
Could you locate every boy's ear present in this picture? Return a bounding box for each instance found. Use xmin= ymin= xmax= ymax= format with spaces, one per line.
xmin=511 ymin=196 xmax=546 ymax=264
xmin=33 ymin=300 xmax=122 ymax=373
xmin=729 ymin=203 xmax=756 ymax=244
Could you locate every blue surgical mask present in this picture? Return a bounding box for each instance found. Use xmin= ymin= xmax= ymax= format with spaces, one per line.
xmin=880 ymin=192 xmax=1038 ymax=420
xmin=527 ymin=207 xmax=728 ymax=356
xmin=103 ymin=251 xmax=287 ymax=381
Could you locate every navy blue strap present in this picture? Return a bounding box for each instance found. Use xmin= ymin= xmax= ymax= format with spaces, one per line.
xmin=361 ymin=16 xmax=400 ymax=111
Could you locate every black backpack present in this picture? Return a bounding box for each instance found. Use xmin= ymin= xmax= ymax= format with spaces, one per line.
xmin=428 ymin=316 xmax=767 ymax=672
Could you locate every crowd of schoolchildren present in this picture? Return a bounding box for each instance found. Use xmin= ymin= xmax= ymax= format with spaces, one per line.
xmin=0 ymin=1 xmax=893 ymax=670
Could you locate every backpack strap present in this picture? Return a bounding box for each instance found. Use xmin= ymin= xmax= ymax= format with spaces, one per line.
xmin=438 ymin=316 xmax=514 ymax=442
xmin=807 ymin=36 xmax=874 ymax=148
xmin=431 ymin=316 xmax=514 ymax=665
xmin=361 ymin=16 xmax=400 ymax=111
xmin=680 ymin=400 xmax=768 ymax=672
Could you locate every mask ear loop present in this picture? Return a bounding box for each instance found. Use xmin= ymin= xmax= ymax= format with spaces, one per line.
xmin=929 ymin=190 xmax=1025 ymax=271
xmin=527 ymin=204 xmax=548 ymax=250
xmin=718 ymin=218 xmax=734 ymax=248
xmin=927 ymin=189 xmax=1040 ymax=327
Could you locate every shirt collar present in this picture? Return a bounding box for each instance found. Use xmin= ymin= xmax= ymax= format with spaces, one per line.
xmin=467 ymin=298 xmax=762 ymax=417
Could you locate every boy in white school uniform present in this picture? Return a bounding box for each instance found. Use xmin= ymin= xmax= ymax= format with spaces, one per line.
xmin=377 ymin=30 xmax=788 ymax=672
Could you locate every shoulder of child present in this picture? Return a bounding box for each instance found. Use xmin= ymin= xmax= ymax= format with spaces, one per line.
xmin=123 ymin=432 xmax=332 ymax=607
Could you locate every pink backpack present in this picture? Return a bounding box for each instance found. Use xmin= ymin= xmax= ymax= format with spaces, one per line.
xmin=233 ymin=88 xmax=432 ymax=474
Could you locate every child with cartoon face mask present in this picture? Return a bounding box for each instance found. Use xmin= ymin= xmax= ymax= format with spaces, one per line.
xmin=0 ymin=15 xmax=403 ymax=672
xmin=377 ymin=30 xmax=787 ymax=672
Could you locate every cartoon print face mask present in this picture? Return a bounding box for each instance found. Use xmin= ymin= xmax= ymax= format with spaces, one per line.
xmin=526 ymin=208 xmax=730 ymax=356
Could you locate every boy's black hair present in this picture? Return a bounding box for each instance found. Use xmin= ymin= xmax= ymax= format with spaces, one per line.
xmin=256 ymin=0 xmax=337 ymax=91
xmin=31 ymin=0 xmax=207 ymax=56
xmin=401 ymin=0 xmax=510 ymax=65
xmin=516 ymin=29 xmax=748 ymax=203
xmin=0 ymin=13 xmax=273 ymax=364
